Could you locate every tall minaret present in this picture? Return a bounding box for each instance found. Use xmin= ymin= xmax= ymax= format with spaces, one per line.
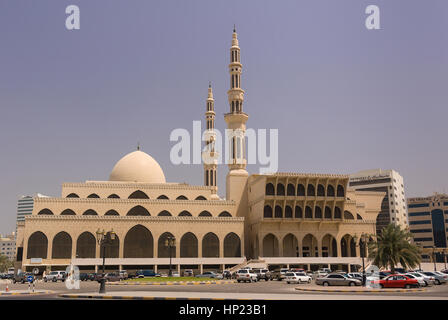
xmin=225 ymin=27 xmax=249 ymax=216
xmin=202 ymin=83 xmax=218 ymax=196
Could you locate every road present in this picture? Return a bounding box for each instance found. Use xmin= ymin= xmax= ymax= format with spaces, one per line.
xmin=1 ymin=280 xmax=448 ymax=300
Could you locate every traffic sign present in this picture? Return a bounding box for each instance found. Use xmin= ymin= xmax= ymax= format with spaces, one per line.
xmin=27 ymin=275 xmax=34 ymax=282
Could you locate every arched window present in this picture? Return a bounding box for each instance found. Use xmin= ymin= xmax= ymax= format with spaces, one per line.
xmin=224 ymin=233 xmax=241 ymax=257
xmin=60 ymin=209 xmax=76 ymax=216
xmin=27 ymin=232 xmax=48 ymax=259
xmin=327 ymin=185 xmax=335 ymax=197
xmin=334 ymin=207 xmax=342 ymax=219
xmin=305 ymin=206 xmax=312 ymax=218
xmin=344 ymin=211 xmax=354 ymax=219
xmin=66 ymin=193 xmax=79 ymax=198
xmin=307 ymin=184 xmax=315 ymax=196
xmin=199 ymin=211 xmax=212 ymax=217
xmin=195 ymin=196 xmax=207 ymax=200
xmin=294 ymin=206 xmax=303 ymax=218
xmin=302 ymin=234 xmax=318 ymax=257
xmin=324 ymin=206 xmax=332 ymax=219
xmin=82 ymin=209 xmax=98 ymax=216
xmin=124 ymin=225 xmax=153 ymax=258
xmin=315 ymin=206 xmax=322 ymax=219
xmin=127 ymin=206 xmax=150 ymax=216
xmin=356 ymin=213 xmax=363 ymax=220
xmin=297 ymin=184 xmax=305 ymax=196
xmin=218 ymin=211 xmax=232 ymax=217
xmin=341 ymin=237 xmax=348 ymax=257
xmin=157 ymin=195 xmax=169 ymax=200
xmin=284 ymin=206 xmax=293 ymax=218
xmin=158 ymin=210 xmax=172 ymax=216
xmin=107 ymin=194 xmax=120 ymax=199
xmin=274 ymin=205 xmax=282 ymax=218
xmin=158 ymin=232 xmax=176 ymax=258
xmin=180 ymin=232 xmax=198 ymax=258
xmin=264 ymin=205 xmax=273 ymax=218
xmin=337 ymin=185 xmax=345 ymax=197
xmin=37 ymin=209 xmax=53 ymax=215
xmin=76 ymin=232 xmax=96 ymax=258
xmin=176 ymin=195 xmax=188 ymax=200
xmin=105 ymin=210 xmax=119 ymax=216
xmin=276 ymin=183 xmax=285 ymax=196
xmin=317 ymin=184 xmax=325 ymax=196
xmin=287 ymin=184 xmax=295 ymax=196
xmin=262 ymin=234 xmax=279 ymax=257
xmin=179 ymin=211 xmax=192 ymax=216
xmin=265 ymin=183 xmax=275 ymax=195
xmin=202 ymin=233 xmax=219 ymax=258
xmin=282 ymin=234 xmax=298 ymax=257
xmin=129 ymin=190 xmax=149 ymax=199
xmin=87 ymin=194 xmax=100 ymax=198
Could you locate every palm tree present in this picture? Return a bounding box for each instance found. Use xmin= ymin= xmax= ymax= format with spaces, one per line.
xmin=368 ymin=224 xmax=421 ymax=273
xmin=0 ymin=254 xmax=13 ymax=273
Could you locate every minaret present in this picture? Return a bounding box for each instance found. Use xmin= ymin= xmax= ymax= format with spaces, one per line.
xmin=202 ymin=83 xmax=218 ymax=195
xmin=224 ymin=27 xmax=249 ymax=215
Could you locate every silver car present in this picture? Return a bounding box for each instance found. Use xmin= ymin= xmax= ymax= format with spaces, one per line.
xmin=422 ymin=272 xmax=447 ymax=285
xmin=315 ymin=273 xmax=362 ymax=286
xmin=407 ymin=272 xmax=434 ymax=287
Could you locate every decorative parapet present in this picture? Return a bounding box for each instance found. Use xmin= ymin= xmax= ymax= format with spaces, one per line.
xmin=252 ymin=172 xmax=349 ymax=179
xmin=25 ymin=215 xmax=244 ymax=222
xmin=62 ymin=182 xmax=215 ymax=191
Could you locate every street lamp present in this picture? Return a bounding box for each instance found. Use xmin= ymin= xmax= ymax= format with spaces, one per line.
xmin=164 ymin=236 xmax=176 ymax=276
xmin=432 ymin=246 xmax=437 ymax=272
xmin=354 ymin=233 xmax=368 ymax=287
xmin=416 ymin=242 xmax=422 ymax=271
xmin=96 ymin=229 xmax=116 ymax=294
xmin=444 ymin=249 xmax=447 ymax=271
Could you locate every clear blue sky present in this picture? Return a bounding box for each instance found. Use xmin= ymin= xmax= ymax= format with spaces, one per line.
xmin=0 ymin=0 xmax=447 ymax=234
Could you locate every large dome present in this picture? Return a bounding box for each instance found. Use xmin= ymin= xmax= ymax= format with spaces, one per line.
xmin=109 ymin=150 xmax=166 ymax=183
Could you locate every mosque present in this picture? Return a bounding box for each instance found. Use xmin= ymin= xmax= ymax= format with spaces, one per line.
xmin=15 ymin=29 xmax=384 ymax=275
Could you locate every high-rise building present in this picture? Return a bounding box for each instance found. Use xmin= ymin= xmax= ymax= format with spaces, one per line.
xmin=0 ymin=233 xmax=16 ymax=261
xmin=407 ymin=193 xmax=448 ymax=262
xmin=349 ymin=169 xmax=408 ymax=235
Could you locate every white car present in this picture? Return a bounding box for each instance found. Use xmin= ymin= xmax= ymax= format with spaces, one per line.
xmin=171 ymin=271 xmax=180 ymax=277
xmin=404 ymin=273 xmax=426 ymax=287
xmin=285 ymin=272 xmax=312 ymax=284
xmin=413 ymin=272 xmax=435 ymax=286
xmin=434 ymin=271 xmax=448 ymax=282
xmin=236 ymin=269 xmax=258 ymax=283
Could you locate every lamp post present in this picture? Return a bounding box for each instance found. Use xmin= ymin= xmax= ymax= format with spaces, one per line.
xmin=432 ymin=246 xmax=437 ymax=272
xmin=416 ymin=242 xmax=422 ymax=271
xmin=164 ymin=236 xmax=176 ymax=277
xmin=444 ymin=249 xmax=447 ymax=271
xmin=96 ymin=229 xmax=116 ymax=294
xmin=354 ymin=234 xmax=367 ymax=287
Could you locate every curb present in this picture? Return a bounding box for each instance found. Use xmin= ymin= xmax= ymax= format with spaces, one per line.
xmin=109 ymin=280 xmax=236 ymax=286
xmin=59 ymin=294 xmax=261 ymax=300
xmin=295 ymin=287 xmax=427 ymax=293
xmin=0 ymin=290 xmax=54 ymax=296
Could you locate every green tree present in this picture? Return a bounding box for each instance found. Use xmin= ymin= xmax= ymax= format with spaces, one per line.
xmin=0 ymin=254 xmax=14 ymax=273
xmin=368 ymin=223 xmax=421 ymax=273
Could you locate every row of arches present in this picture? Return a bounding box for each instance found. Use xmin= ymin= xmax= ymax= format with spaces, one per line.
xmin=261 ymin=233 xmax=367 ymax=258
xmin=67 ymin=191 xmax=207 ymax=201
xmin=26 ymin=227 xmax=241 ymax=259
xmin=265 ymin=183 xmax=345 ymax=197
xmin=37 ymin=207 xmax=233 ymax=217
xmin=263 ymin=205 xmax=362 ymax=220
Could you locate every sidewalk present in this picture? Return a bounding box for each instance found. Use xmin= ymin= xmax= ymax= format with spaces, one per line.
xmin=0 ymin=290 xmax=53 ymax=296
xmin=109 ymin=280 xmax=236 ymax=286
xmin=295 ymin=284 xmax=426 ymax=293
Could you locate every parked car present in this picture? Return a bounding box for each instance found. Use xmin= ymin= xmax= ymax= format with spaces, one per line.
xmin=104 ymin=273 xmax=121 ymax=282
xmin=236 ymin=269 xmax=258 ymax=283
xmin=253 ymin=268 xmax=272 ymax=281
xmin=271 ymin=268 xmax=289 ymax=281
xmin=222 ymin=270 xmax=232 ymax=279
xmin=373 ymin=274 xmax=419 ymax=289
xmin=183 ymin=269 xmax=194 ymax=277
xmin=412 ymin=272 xmax=435 ymax=286
xmin=195 ymin=271 xmax=220 ymax=278
xmin=315 ymin=273 xmax=362 ymax=287
xmin=434 ymin=271 xmax=448 ymax=282
xmin=379 ymin=271 xmax=392 ymax=279
xmin=136 ymin=270 xmax=161 ymax=278
xmin=80 ymin=273 xmax=90 ymax=281
xmin=318 ymin=268 xmax=332 ymax=274
xmin=171 ymin=271 xmax=180 ymax=277
xmin=13 ymin=272 xmax=34 ymax=284
xmin=118 ymin=270 xmax=128 ymax=280
xmin=347 ymin=273 xmax=363 ymax=281
xmin=403 ymin=273 xmax=426 ymax=287
xmin=394 ymin=268 xmax=407 ymax=274
xmin=285 ymin=272 xmax=312 ymax=284
xmin=421 ymin=272 xmax=447 ymax=285
xmin=44 ymin=271 xmax=66 ymax=282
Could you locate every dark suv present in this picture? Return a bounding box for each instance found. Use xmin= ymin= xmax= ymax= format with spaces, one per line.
xmin=136 ymin=270 xmax=161 ymax=278
xmin=13 ymin=272 xmax=34 ymax=284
